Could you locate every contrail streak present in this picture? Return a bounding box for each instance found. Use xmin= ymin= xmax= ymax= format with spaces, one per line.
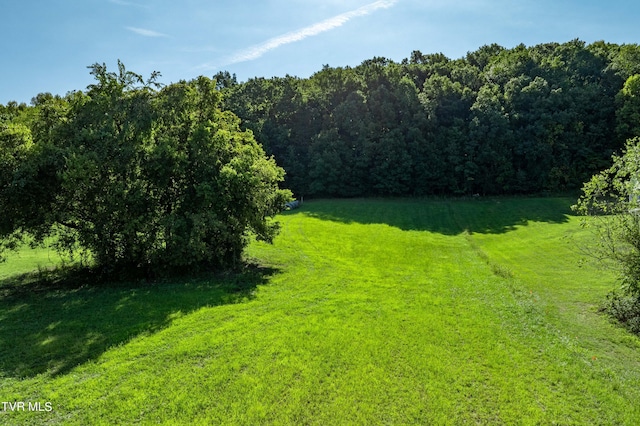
xmin=223 ymin=0 xmax=398 ymax=66
xmin=126 ymin=27 xmax=169 ymax=37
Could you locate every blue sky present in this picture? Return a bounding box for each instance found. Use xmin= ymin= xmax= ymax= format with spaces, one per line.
xmin=2 ymin=0 xmax=639 ymax=104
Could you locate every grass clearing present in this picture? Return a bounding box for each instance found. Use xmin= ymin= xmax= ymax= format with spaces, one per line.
xmin=1 ymin=197 xmax=640 ymax=424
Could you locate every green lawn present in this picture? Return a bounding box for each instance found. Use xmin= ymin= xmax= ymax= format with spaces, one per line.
xmin=1 ymin=197 xmax=639 ymax=424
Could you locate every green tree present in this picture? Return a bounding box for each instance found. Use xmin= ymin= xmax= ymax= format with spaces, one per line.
xmin=0 ymin=121 xmax=37 ymax=258
xmin=573 ymin=137 xmax=640 ymax=295
xmin=468 ymin=83 xmax=515 ymax=193
xmin=573 ymin=137 xmax=640 ymax=331
xmin=0 ymin=63 xmax=291 ymax=276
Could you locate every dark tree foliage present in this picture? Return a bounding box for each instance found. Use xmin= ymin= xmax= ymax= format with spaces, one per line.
xmin=0 ymin=63 xmax=291 ymax=275
xmin=218 ymin=40 xmax=640 ymax=197
xmin=3 ymin=40 xmax=640 ymax=273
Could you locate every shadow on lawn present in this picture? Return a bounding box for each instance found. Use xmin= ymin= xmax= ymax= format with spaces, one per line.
xmin=0 ymin=263 xmax=276 ymax=378
xmin=297 ymin=196 xmax=573 ymax=235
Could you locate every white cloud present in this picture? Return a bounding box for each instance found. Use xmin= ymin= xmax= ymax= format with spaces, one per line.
xmin=213 ymin=0 xmax=399 ymax=68
xmin=126 ymin=26 xmax=169 ymax=38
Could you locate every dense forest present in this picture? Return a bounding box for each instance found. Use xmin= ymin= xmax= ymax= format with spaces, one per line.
xmin=2 ymin=39 xmax=640 ymax=199
xmin=213 ymin=39 xmax=640 ymax=197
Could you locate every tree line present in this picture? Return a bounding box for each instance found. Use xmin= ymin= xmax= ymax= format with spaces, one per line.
xmin=2 ymin=40 xmax=640 ymax=275
xmin=215 ymin=39 xmax=640 ymax=197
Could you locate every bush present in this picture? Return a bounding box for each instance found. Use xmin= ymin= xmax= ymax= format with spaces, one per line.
xmin=602 ymin=290 xmax=640 ymax=333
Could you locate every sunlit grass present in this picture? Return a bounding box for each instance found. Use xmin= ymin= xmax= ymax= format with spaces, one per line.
xmin=1 ymin=197 xmax=639 ymax=424
xmin=0 ymin=243 xmax=59 ymax=281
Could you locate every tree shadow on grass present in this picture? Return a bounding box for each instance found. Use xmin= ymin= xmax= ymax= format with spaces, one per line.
xmin=296 ymin=196 xmax=573 ymax=235
xmin=0 ymin=262 xmax=277 ymax=379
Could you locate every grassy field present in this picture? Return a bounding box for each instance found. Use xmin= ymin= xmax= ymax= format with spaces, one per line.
xmin=1 ymin=197 xmax=640 ymax=424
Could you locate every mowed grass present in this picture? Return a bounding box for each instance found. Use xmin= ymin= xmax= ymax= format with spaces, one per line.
xmin=1 ymin=197 xmax=640 ymax=424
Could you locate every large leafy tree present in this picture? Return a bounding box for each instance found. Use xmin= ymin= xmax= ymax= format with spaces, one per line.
xmin=573 ymin=137 xmax=640 ymax=295
xmin=573 ymin=137 xmax=640 ymax=331
xmin=0 ymin=63 xmax=291 ymax=275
